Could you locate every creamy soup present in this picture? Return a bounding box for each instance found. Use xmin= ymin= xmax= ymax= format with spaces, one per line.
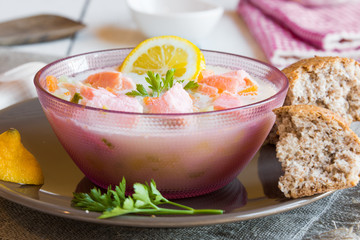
xmin=45 ymin=66 xmax=276 ymax=113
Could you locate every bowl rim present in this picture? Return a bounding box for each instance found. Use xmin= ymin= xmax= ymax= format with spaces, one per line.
xmin=34 ymin=48 xmax=289 ymax=117
xmin=126 ymin=0 xmax=224 ymax=18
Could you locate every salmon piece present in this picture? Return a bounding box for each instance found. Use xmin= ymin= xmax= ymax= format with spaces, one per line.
xmin=60 ymin=82 xmax=80 ymax=97
xmin=198 ymin=70 xmax=258 ymax=95
xmin=244 ymin=77 xmax=254 ymax=86
xmin=106 ymin=87 xmax=118 ymax=96
xmin=143 ymin=97 xmax=158 ymax=106
xmin=213 ymin=92 xmax=242 ymax=110
xmin=238 ymin=84 xmax=258 ymax=96
xmin=197 ymin=83 xmax=218 ymax=97
xmin=80 ymin=85 xmax=95 ymax=100
xmin=238 ymin=77 xmax=258 ymax=96
xmin=121 ymin=76 xmax=136 ymax=90
xmin=197 ymin=69 xmax=214 ymax=81
xmin=145 ymin=83 xmax=193 ymax=113
xmin=84 ymin=88 xmax=143 ymax=113
xmin=198 ymin=73 xmax=239 ymax=94
xmin=46 ymin=75 xmax=59 ymax=93
xmin=85 ymin=72 xmax=121 ymax=90
xmin=84 ymin=72 xmax=136 ymax=92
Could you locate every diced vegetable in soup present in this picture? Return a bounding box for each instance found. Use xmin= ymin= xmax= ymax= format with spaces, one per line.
xmin=44 ymin=66 xmax=276 ymax=113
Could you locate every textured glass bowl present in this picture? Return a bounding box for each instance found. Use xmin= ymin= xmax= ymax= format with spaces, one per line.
xmin=34 ymin=49 xmax=288 ymax=199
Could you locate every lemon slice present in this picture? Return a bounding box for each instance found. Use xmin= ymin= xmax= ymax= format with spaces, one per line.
xmin=119 ymin=36 xmax=205 ymax=80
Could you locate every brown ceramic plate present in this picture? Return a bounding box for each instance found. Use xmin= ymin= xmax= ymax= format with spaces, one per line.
xmin=0 ymin=99 xmax=332 ymax=228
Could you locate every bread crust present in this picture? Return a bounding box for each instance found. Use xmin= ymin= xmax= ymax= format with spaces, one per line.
xmin=274 ymin=105 xmax=350 ymax=134
xmin=282 ymin=56 xmax=357 ymax=91
xmin=266 ymin=56 xmax=360 ymax=145
xmin=282 ymin=56 xmax=360 ymax=124
xmin=269 ymin=57 xmax=360 ymax=198
xmin=274 ymin=105 xmax=360 ymax=198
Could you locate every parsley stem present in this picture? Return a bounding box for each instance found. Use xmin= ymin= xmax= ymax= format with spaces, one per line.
xmin=100 ymin=208 xmax=223 ymax=217
xmin=166 ymin=200 xmax=195 ymax=211
xmin=156 ymin=208 xmax=223 ymax=215
xmin=149 ymin=202 xmax=161 ymax=210
xmin=142 ymin=208 xmax=223 ymax=215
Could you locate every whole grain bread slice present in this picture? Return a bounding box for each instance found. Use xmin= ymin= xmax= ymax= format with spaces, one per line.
xmin=267 ymin=56 xmax=360 ymax=145
xmin=283 ymin=56 xmax=360 ymax=124
xmin=274 ymin=105 xmax=360 ymax=198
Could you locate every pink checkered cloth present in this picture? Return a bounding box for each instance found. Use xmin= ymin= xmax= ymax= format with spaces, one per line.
xmin=237 ymin=0 xmax=360 ymax=69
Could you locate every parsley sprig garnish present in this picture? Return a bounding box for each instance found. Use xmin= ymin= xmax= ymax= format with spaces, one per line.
xmin=72 ymin=178 xmax=223 ymax=218
xmin=126 ymin=69 xmax=199 ymax=97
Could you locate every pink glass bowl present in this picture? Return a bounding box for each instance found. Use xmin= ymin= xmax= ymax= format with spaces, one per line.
xmin=34 ymin=49 xmax=288 ymax=199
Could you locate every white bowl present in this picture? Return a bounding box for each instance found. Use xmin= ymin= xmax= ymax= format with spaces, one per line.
xmin=126 ymin=0 xmax=224 ymax=43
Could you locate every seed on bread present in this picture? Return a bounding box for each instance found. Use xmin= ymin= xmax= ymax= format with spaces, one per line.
xmin=274 ymin=105 xmax=360 ymax=198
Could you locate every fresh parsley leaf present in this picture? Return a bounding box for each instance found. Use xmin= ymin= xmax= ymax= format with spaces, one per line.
xmin=116 ymin=178 xmax=126 ymax=202
xmin=136 ymin=84 xmax=149 ymax=96
xmin=123 ymin=197 xmax=135 ymax=210
xmin=72 ymin=177 xmax=223 ymax=219
xmin=125 ymin=69 xmax=199 ymax=98
xmin=163 ymin=68 xmax=176 ymax=91
xmin=125 ymin=90 xmax=141 ymax=97
xmin=70 ymin=92 xmax=83 ymax=104
xmin=99 ymin=205 xmax=136 ymax=219
xmin=133 ymin=183 xmax=152 ymax=208
xmin=147 ymin=179 xmax=167 ymax=205
xmin=126 ymin=84 xmax=149 ymax=97
xmin=145 ymin=71 xmax=162 ymax=97
xmin=72 ymin=187 xmax=112 ymax=212
xmin=184 ymin=81 xmax=199 ymax=90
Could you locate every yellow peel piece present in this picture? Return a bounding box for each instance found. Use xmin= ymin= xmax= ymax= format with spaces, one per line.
xmin=0 ymin=129 xmax=44 ymax=185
